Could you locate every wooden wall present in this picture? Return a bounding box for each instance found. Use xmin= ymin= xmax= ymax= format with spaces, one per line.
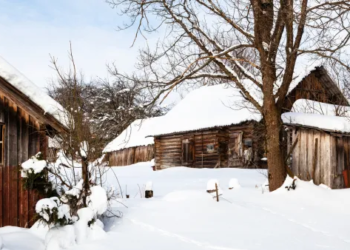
xmin=154 ymin=123 xmax=261 ymax=170
xmin=288 ymin=127 xmax=349 ymax=189
xmin=107 ymin=144 xmax=154 ymax=166
xmin=0 ymin=95 xmax=47 ymax=227
xmin=283 ymin=71 xmax=347 ymax=112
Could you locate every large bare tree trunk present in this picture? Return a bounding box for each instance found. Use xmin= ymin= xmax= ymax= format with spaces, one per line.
xmin=264 ymin=99 xmax=286 ymax=191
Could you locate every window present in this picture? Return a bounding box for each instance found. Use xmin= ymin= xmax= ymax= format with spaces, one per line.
xmin=207 ymin=144 xmax=215 ymax=153
xmin=182 ymin=138 xmax=194 ymax=165
xmin=0 ymin=125 xmax=4 ymax=165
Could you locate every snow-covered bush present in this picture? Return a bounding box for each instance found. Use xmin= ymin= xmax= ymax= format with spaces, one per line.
xmin=21 ymin=152 xmax=57 ymax=197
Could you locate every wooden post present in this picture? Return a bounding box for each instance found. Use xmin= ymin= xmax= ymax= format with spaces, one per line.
xmin=312 ymin=138 xmax=318 ymax=183
xmin=215 ymin=183 xmax=219 ymax=202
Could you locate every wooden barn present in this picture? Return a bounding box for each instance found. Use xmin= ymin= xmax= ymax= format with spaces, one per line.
xmin=103 ymin=117 xmax=160 ymax=166
xmin=283 ymin=104 xmax=350 ymax=189
xmin=0 ymin=56 xmax=68 ymax=227
xmin=148 ymin=84 xmax=263 ymax=170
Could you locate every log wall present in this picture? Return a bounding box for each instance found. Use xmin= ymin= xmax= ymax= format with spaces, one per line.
xmin=107 ymin=144 xmax=154 ymax=166
xmin=289 ymin=127 xmax=350 ymax=189
xmin=0 ymin=95 xmax=46 ymax=227
xmin=154 ymin=123 xmax=261 ymax=170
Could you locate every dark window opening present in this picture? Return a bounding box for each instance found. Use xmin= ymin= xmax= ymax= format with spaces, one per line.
xmin=182 ymin=138 xmax=194 ymax=164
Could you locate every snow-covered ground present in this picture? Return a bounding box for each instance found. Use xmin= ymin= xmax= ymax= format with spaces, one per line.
xmin=1 ymin=162 xmax=350 ymax=250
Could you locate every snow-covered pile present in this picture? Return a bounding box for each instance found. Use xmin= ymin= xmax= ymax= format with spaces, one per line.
xmin=21 ymin=153 xmax=47 ymax=178
xmin=148 ymin=84 xmax=261 ymax=136
xmin=103 ymin=117 xmax=161 ymax=153
xmin=0 ymin=56 xmax=69 ymax=128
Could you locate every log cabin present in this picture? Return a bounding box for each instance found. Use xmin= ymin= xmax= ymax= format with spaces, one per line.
xmin=103 ymin=117 xmax=160 ymax=166
xmin=148 ymin=84 xmax=263 ymax=170
xmin=0 ymin=56 xmax=68 ymax=227
xmin=282 ymin=102 xmax=350 ymax=189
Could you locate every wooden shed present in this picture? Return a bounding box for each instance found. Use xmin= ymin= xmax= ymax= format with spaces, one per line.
xmin=283 ymin=108 xmax=350 ymax=189
xmin=103 ymin=117 xmax=160 ymax=166
xmin=0 ymin=56 xmax=68 ymax=227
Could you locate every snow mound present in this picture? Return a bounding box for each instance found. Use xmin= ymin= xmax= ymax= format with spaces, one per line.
xmin=228 ymin=178 xmax=241 ymax=189
xmin=87 ymin=186 xmax=108 ymax=215
xmin=45 ymin=225 xmax=76 ymax=250
xmin=145 ymin=181 xmax=153 ymax=191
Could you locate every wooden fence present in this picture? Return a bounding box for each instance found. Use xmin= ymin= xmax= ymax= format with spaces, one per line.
xmin=0 ymin=165 xmax=40 ymax=227
xmin=107 ymin=145 xmax=154 ymax=166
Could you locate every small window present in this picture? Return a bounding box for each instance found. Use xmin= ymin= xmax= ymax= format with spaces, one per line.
xmin=0 ymin=125 xmax=5 ymax=165
xmin=207 ymin=144 xmax=215 ymax=153
xmin=243 ymin=139 xmax=252 ymax=147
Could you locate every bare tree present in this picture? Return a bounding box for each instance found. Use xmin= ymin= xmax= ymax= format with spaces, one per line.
xmin=106 ymin=0 xmax=350 ymax=191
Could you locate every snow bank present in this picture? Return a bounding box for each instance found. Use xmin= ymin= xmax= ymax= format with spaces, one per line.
xmin=45 ymin=225 xmax=76 ymax=250
xmin=0 ymin=56 xmax=69 ymax=128
xmin=228 ymin=178 xmax=241 ymax=189
xmin=148 ymin=84 xmax=261 ymax=136
xmin=282 ymin=112 xmax=350 ymax=133
xmin=103 ymin=117 xmax=161 ymax=153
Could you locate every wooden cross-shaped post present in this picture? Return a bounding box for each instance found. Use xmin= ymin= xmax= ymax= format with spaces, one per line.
xmin=215 ymin=183 xmax=219 ymax=202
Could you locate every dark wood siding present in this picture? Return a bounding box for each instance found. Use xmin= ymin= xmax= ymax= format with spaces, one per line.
xmin=107 ymin=145 xmax=154 ymax=166
xmin=154 ymin=122 xmax=262 ymax=170
xmin=0 ymin=95 xmax=47 ymax=227
xmin=284 ymin=71 xmax=348 ymax=112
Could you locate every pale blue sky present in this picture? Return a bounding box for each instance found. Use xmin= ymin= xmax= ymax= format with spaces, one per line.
xmin=0 ymin=0 xmax=147 ymax=88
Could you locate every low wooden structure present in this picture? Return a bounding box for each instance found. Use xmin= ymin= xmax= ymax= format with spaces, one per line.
xmin=283 ymin=111 xmax=350 ymax=189
xmin=0 ymin=57 xmax=68 ymax=227
xmin=154 ymin=122 xmax=263 ymax=169
xmin=103 ymin=117 xmax=160 ymax=166
xmin=106 ymin=145 xmax=154 ymax=166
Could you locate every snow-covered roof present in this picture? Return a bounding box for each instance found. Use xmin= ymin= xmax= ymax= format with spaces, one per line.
xmin=103 ymin=117 xmax=161 ymax=153
xmin=148 ymin=84 xmax=261 ymax=136
xmin=282 ymin=112 xmax=350 ymax=134
xmin=291 ymin=99 xmax=350 ymax=116
xmin=0 ymin=56 xmax=69 ymax=129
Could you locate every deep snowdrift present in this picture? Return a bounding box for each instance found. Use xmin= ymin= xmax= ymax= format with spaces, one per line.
xmin=1 ymin=162 xmax=350 ymax=250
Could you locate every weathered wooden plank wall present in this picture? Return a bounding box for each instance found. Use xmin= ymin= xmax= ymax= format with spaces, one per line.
xmin=290 ymin=127 xmax=350 ymax=189
xmin=0 ymin=96 xmax=46 ymax=227
xmin=154 ymin=123 xmax=260 ymax=170
xmin=108 ymin=144 xmax=154 ymax=166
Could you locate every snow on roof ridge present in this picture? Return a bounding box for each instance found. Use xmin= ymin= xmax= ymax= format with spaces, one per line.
xmin=0 ymin=56 xmax=69 ymax=128
xmin=148 ymin=84 xmax=261 ymax=137
xmin=103 ymin=116 xmax=161 ymax=153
